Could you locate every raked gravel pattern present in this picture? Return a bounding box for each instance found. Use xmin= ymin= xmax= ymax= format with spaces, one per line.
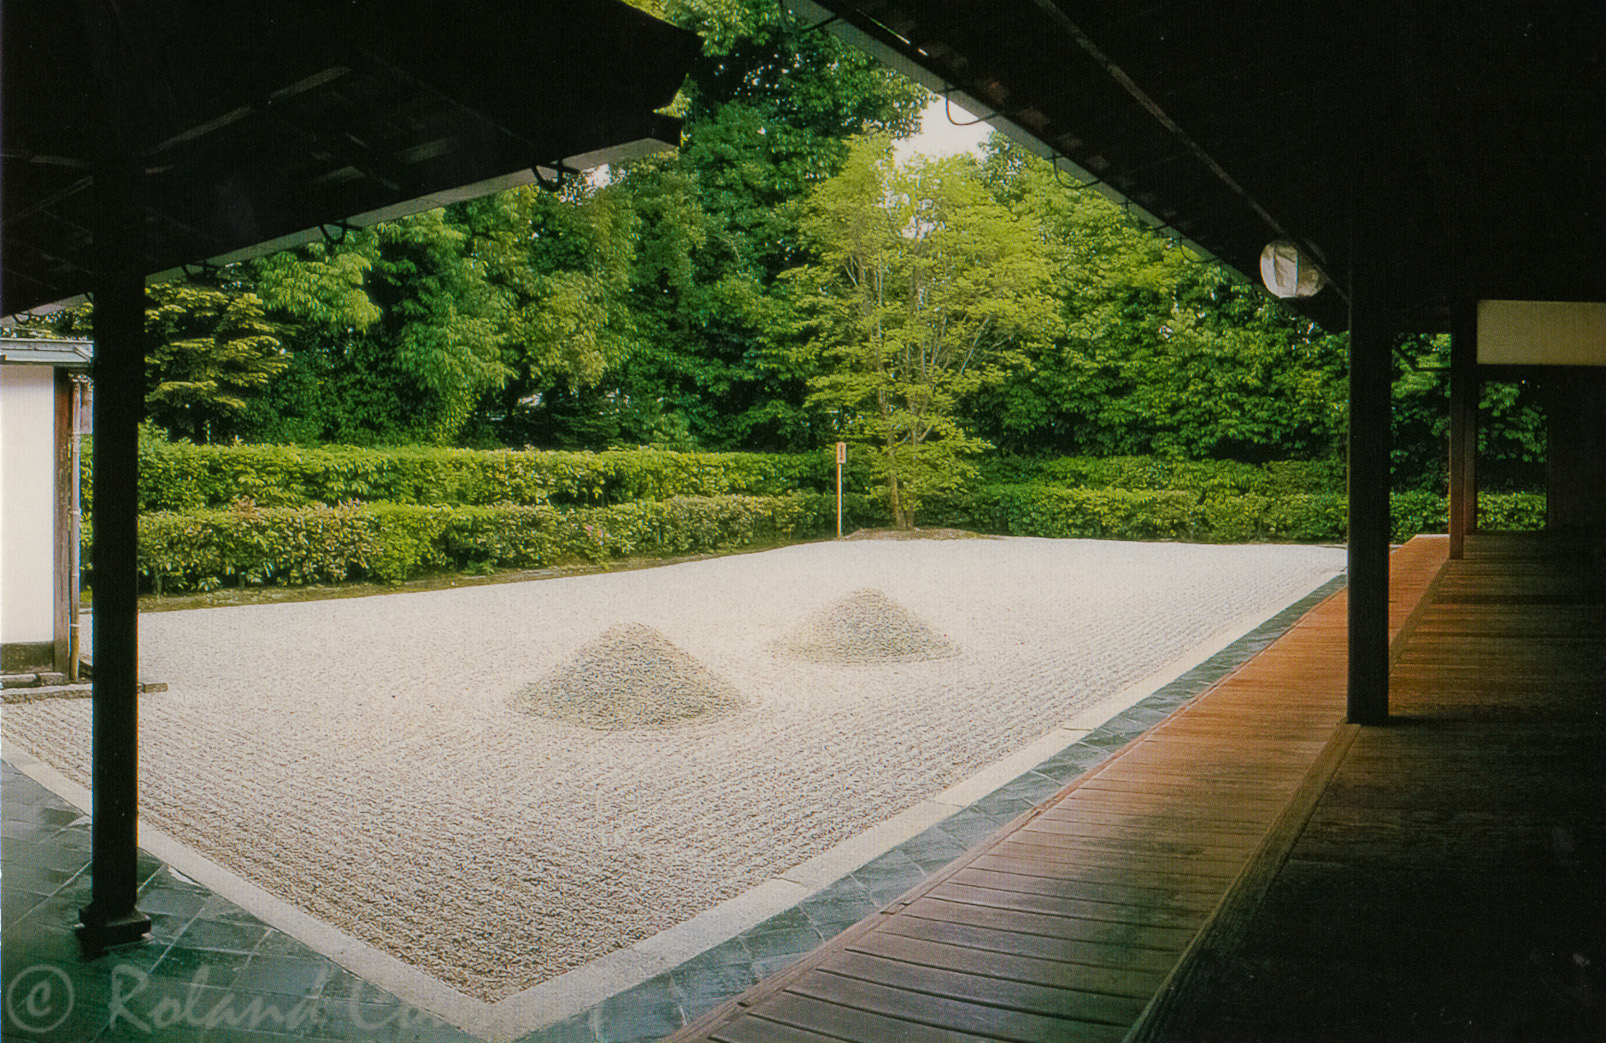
xmin=2 ymin=537 xmax=1345 ymax=1001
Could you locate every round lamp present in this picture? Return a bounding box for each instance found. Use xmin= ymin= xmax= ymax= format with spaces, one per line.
xmin=1259 ymin=239 xmax=1326 ymax=298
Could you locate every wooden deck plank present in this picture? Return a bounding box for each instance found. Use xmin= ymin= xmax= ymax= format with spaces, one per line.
xmin=1029 ymin=806 xmax=1268 ymax=836
xmin=904 ymin=897 xmax=1198 ymax=951
xmin=989 ymin=837 xmax=1245 ymax=879
xmin=878 ymin=915 xmax=1180 ymax=978
xmin=727 ymin=992 xmax=998 ymax=1043
xmin=821 ymin=950 xmax=1147 ymax=1026
xmin=928 ymin=880 xmax=1208 ymax=930
xmin=949 ymin=867 xmax=1223 ymax=915
xmin=848 ymin=930 xmax=1168 ymax=998
xmin=788 ymin=970 xmax=1129 ymax=1043
xmin=707 ymin=1015 xmax=849 ymax=1043
xmin=1072 ymin=773 xmax=1304 ymax=800
xmin=967 ymin=854 xmax=1228 ymax=896
xmin=1071 ymin=755 xmax=1315 ymax=787
xmin=1016 ymin=818 xmax=1259 ymax=859
xmin=999 ymin=820 xmax=1265 ymax=856
xmin=1049 ymin=790 xmax=1280 ymax=823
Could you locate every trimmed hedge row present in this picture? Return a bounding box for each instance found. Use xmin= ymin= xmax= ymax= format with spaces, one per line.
xmin=955 ymin=485 xmax=1544 ymax=544
xmin=134 ymin=441 xmax=875 ymax=512
xmin=115 ymin=485 xmax=1546 ymax=594
xmin=130 ymin=492 xmax=881 ymax=593
xmin=127 ymin=442 xmax=1545 ymax=535
xmin=131 ymin=443 xmax=1349 ymax=513
xmin=110 ymin=442 xmax=1550 ymax=593
xmin=1474 ymin=492 xmax=1548 ymax=532
xmin=979 ymin=455 xmax=1346 ymax=498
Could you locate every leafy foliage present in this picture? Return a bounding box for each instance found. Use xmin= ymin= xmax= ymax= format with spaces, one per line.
xmin=46 ymin=280 xmax=288 ymax=443
xmin=789 ymin=138 xmax=1058 ymax=526
xmin=503 ymin=0 xmax=926 ymax=451
xmin=966 ymin=144 xmax=1350 ymax=463
xmin=140 ymin=282 xmax=287 ymax=443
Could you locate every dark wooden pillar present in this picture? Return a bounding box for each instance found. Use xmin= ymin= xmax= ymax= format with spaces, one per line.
xmin=1449 ymin=301 xmax=1477 ymax=558
xmin=1345 ymin=130 xmax=1395 ymax=724
xmin=78 ymin=151 xmax=152 ymax=953
xmin=1348 ymin=288 xmax=1393 ymax=724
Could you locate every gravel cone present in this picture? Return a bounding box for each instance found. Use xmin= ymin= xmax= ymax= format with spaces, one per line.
xmin=777 ymin=588 xmax=958 ymax=663
xmin=511 ymin=623 xmax=744 ymax=730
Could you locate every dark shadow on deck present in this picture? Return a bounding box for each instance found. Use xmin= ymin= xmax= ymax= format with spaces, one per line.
xmin=672 ymin=534 xmax=1605 ymax=1042
xmin=1144 ymin=533 xmax=1605 ymax=1042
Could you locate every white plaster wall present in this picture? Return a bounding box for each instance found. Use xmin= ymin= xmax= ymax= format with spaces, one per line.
xmin=1 ymin=366 xmax=57 ymax=644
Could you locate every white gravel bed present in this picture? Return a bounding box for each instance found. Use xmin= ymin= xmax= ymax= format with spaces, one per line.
xmin=2 ymin=537 xmax=1344 ymax=1000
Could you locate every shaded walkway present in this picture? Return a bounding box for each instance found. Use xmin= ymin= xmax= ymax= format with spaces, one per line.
xmin=674 ymin=534 xmax=1606 ymax=1041
xmin=1 ymin=759 xmax=479 ymax=1042
xmin=671 ymin=537 xmax=1454 ymax=1041
xmin=1147 ymin=533 xmax=1605 ymax=1041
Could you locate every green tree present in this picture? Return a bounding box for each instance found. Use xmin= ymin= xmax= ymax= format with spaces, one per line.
xmin=142 ymin=282 xmax=286 ymax=443
xmin=1389 ymin=334 xmax=1548 ymax=493
xmin=556 ymin=0 xmax=926 ymax=451
xmin=790 ymin=137 xmax=1058 ymax=526
xmin=464 ymin=181 xmax=642 ymax=444
xmin=43 ymin=278 xmax=289 ymax=444
xmin=239 ymin=182 xmax=642 ymax=447
xmin=968 ymin=143 xmax=1349 ymax=462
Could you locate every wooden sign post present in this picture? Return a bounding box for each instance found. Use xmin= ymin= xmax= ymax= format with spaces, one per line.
xmin=835 ymin=442 xmax=846 ymax=537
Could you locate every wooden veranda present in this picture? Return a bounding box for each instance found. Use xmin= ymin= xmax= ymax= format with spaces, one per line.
xmin=672 ymin=534 xmax=1605 ymax=1042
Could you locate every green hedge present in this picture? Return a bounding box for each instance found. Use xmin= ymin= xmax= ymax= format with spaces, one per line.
xmin=121 ymin=485 xmax=1548 ymax=593
xmin=957 ymin=484 xmax=1542 ymax=543
xmin=966 ymin=486 xmax=1198 ymax=540
xmin=1382 ymin=490 xmax=1544 ymax=540
xmin=102 ymin=442 xmax=1554 ymax=593
xmin=133 ymin=442 xmax=878 ymax=512
xmin=962 ymin=484 xmax=1336 ymax=542
xmin=978 ymin=455 xmax=1347 ymax=499
xmin=1477 ymin=492 xmax=1546 ymax=532
xmin=128 ymin=492 xmax=881 ymax=593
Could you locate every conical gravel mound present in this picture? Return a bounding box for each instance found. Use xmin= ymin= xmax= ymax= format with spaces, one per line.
xmin=777 ymin=588 xmax=958 ymax=664
xmin=511 ymin=623 xmax=744 ymax=730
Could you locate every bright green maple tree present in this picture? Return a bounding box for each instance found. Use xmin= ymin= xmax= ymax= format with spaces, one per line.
xmin=789 ymin=136 xmax=1058 ymax=527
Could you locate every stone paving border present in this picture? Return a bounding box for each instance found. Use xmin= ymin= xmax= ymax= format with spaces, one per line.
xmin=5 ymin=571 xmax=1343 ymax=1043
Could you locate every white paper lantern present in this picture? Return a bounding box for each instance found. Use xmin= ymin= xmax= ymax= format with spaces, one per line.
xmin=1259 ymin=239 xmax=1326 ymax=298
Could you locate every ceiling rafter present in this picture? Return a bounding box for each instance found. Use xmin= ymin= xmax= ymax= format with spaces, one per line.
xmin=2 ymin=0 xmax=700 ymax=316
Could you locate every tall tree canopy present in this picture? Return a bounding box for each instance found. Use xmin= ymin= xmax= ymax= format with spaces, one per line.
xmin=965 ymin=143 xmax=1350 ymax=462
xmin=505 ymin=0 xmax=926 ymax=451
xmin=789 ymin=137 xmax=1058 ymax=526
xmin=235 ymin=183 xmax=640 ymax=446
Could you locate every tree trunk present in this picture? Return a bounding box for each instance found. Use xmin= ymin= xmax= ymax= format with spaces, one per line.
xmin=878 ymin=385 xmax=909 ymax=529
